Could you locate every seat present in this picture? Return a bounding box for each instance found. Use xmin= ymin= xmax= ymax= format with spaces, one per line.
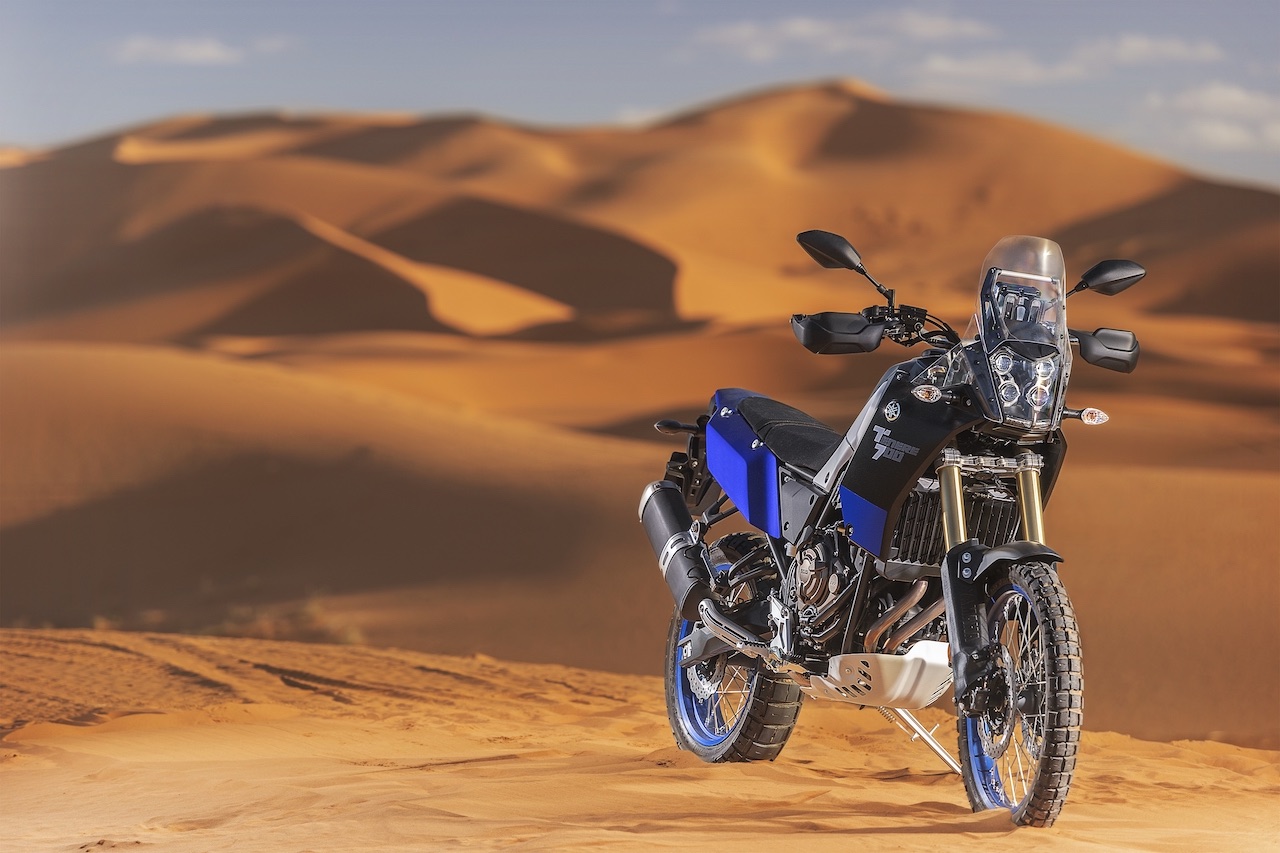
xmin=737 ymin=396 xmax=842 ymax=474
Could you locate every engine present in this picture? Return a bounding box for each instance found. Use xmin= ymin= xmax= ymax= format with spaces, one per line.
xmin=795 ymin=539 xmax=838 ymax=608
xmin=792 ymin=531 xmax=859 ymax=648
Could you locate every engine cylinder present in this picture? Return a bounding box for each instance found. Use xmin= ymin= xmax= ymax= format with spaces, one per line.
xmin=639 ymin=481 xmax=712 ymax=621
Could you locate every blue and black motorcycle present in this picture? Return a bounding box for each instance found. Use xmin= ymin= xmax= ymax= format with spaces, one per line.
xmin=639 ymin=230 xmax=1144 ymax=826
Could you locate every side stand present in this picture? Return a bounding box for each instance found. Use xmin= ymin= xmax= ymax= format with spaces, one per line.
xmin=877 ymin=706 xmax=962 ymax=775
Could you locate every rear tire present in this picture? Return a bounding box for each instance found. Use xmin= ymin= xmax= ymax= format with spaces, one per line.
xmin=663 ymin=533 xmax=804 ymax=762
xmin=957 ymin=560 xmax=1082 ymax=826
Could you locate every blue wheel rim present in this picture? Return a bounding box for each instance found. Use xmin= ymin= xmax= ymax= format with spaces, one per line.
xmin=674 ymin=619 xmax=758 ymax=748
xmin=965 ymin=716 xmax=1010 ymax=809
xmin=967 ymin=582 xmax=1044 ymax=812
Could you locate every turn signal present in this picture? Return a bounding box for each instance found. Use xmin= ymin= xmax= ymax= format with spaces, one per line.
xmin=911 ymin=385 xmax=943 ymax=403
xmin=1080 ymin=407 xmax=1109 ymax=425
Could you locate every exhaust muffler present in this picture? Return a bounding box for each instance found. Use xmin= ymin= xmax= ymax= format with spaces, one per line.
xmin=639 ymin=481 xmax=712 ymax=621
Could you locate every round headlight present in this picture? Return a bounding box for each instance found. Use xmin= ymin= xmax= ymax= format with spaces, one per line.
xmin=1034 ymin=358 xmax=1056 ymax=379
xmin=999 ymin=381 xmax=1021 ymax=403
xmin=1026 ymin=385 xmax=1052 ymax=407
xmin=992 ymin=352 xmax=1015 ymax=374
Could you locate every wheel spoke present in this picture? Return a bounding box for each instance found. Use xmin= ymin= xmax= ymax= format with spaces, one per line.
xmin=697 ymin=662 xmax=753 ymax=737
xmin=1012 ymin=720 xmax=1030 ymax=799
xmin=983 ymin=583 xmax=1051 ymax=809
xmin=667 ymin=535 xmax=804 ymax=764
xmin=960 ymin=565 xmax=1081 ymax=825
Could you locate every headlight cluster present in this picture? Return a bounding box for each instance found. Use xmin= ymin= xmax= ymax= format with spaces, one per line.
xmin=990 ymin=348 xmax=1059 ymax=419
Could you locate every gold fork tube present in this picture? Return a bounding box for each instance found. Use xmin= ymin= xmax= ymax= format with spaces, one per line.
xmin=1016 ymin=455 xmax=1046 ymax=544
xmin=937 ymin=451 xmax=968 ymax=551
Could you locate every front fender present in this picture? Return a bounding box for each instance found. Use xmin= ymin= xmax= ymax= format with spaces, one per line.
xmin=940 ymin=538 xmax=1064 ymax=714
xmin=945 ymin=540 xmax=1063 ymax=584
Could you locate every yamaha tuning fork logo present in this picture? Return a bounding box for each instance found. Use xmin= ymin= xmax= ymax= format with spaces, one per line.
xmin=883 ymin=401 xmax=901 ymax=421
xmin=871 ymin=424 xmax=920 ymax=462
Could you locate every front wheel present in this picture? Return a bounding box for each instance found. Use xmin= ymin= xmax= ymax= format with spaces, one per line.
xmin=663 ymin=533 xmax=803 ymax=762
xmin=958 ymin=560 xmax=1083 ymax=826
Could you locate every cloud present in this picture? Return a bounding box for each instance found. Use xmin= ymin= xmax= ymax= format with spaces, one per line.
xmin=615 ymin=105 xmax=670 ymax=126
xmin=111 ymin=35 xmax=297 ymax=66
xmin=887 ymin=9 xmax=996 ymax=42
xmin=693 ymin=18 xmax=861 ymax=63
xmin=1185 ymin=118 xmax=1262 ymax=151
xmin=1264 ymin=120 xmax=1280 ymax=148
xmin=691 ymin=14 xmax=1219 ymax=74
xmin=1147 ymin=82 xmax=1280 ymax=152
xmin=691 ymin=10 xmax=994 ymax=64
xmin=917 ymin=51 xmax=1077 ymax=86
xmin=250 ymin=36 xmax=298 ymax=57
xmin=1170 ymin=82 xmax=1280 ymax=120
xmin=112 ymin=36 xmax=244 ymax=66
xmin=915 ymin=34 xmax=1223 ymax=88
xmin=1075 ymin=34 xmax=1222 ymax=66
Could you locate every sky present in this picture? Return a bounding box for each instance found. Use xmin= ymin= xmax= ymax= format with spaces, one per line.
xmin=2 ymin=0 xmax=1278 ymax=188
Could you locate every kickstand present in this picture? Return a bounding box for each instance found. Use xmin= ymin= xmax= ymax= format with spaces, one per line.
xmin=878 ymin=706 xmax=962 ymax=775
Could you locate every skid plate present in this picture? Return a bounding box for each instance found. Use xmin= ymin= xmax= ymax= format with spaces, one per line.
xmin=803 ymin=640 xmax=953 ymax=709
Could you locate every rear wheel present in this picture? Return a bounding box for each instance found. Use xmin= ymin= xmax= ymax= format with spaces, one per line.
xmin=663 ymin=533 xmax=803 ymax=762
xmin=958 ymin=560 xmax=1082 ymax=826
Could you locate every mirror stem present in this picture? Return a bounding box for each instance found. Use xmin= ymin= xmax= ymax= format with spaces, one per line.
xmin=865 ymin=272 xmax=894 ymax=308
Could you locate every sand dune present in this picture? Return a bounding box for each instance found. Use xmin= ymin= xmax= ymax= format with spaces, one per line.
xmin=294 ymin=212 xmax=575 ymax=335
xmin=4 ymin=81 xmax=1275 ymax=339
xmin=1 ymin=339 xmax=1275 ymax=746
xmin=1 ymin=80 xmax=1277 ymax=771
xmin=2 ymin=629 xmax=1277 ymax=852
xmin=0 ymin=159 xmax=685 ymax=341
xmin=3 ymin=206 xmax=322 ymax=328
xmin=369 ymin=195 xmax=681 ymax=337
xmin=1053 ymin=179 xmax=1280 ymax=321
xmin=0 ymin=343 xmax=668 ymax=663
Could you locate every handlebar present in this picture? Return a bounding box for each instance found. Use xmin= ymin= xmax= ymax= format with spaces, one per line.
xmin=862 ymin=304 xmax=960 ymax=348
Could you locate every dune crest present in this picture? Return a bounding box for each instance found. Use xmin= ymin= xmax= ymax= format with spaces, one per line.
xmin=294 ymin=212 xmax=576 ymax=335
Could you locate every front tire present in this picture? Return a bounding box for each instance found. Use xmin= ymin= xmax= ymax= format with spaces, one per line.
xmin=663 ymin=533 xmax=803 ymax=762
xmin=957 ymin=560 xmax=1083 ymax=826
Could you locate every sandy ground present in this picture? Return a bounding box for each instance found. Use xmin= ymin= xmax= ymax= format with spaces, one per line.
xmin=3 ymin=629 xmax=1277 ymax=852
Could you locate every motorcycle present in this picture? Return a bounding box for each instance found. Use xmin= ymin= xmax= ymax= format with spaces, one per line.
xmin=639 ymin=230 xmax=1144 ymax=827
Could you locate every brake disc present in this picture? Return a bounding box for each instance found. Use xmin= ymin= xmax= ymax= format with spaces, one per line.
xmin=688 ymin=657 xmax=726 ymax=701
xmin=979 ymin=648 xmax=1017 ymax=758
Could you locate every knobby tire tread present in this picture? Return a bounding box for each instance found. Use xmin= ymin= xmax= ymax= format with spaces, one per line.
xmin=665 ymin=532 xmax=804 ymax=763
xmin=717 ymin=675 xmax=803 ymax=762
xmin=958 ymin=560 xmax=1082 ymax=827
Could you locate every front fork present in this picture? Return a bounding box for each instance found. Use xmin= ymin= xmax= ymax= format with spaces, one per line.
xmin=938 ymin=448 xmax=1047 ymax=714
xmin=939 ymin=448 xmax=1046 ymax=550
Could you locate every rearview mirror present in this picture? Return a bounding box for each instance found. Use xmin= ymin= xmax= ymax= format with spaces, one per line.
xmin=1073 ymin=259 xmax=1145 ymax=297
xmin=797 ymin=230 xmax=865 ymax=273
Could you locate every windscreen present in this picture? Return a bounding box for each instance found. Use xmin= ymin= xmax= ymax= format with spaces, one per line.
xmin=915 ymin=236 xmax=1073 ymax=434
xmin=977 ymin=236 xmax=1069 ymax=358
xmin=975 ymin=236 xmax=1070 ymax=431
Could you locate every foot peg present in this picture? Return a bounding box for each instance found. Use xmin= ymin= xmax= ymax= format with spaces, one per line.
xmin=697 ymin=598 xmax=770 ymax=654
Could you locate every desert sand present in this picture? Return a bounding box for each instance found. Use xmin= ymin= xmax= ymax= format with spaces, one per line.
xmin=1 ymin=80 xmax=1278 ymax=845
xmin=3 ymin=629 xmax=1278 ymax=852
